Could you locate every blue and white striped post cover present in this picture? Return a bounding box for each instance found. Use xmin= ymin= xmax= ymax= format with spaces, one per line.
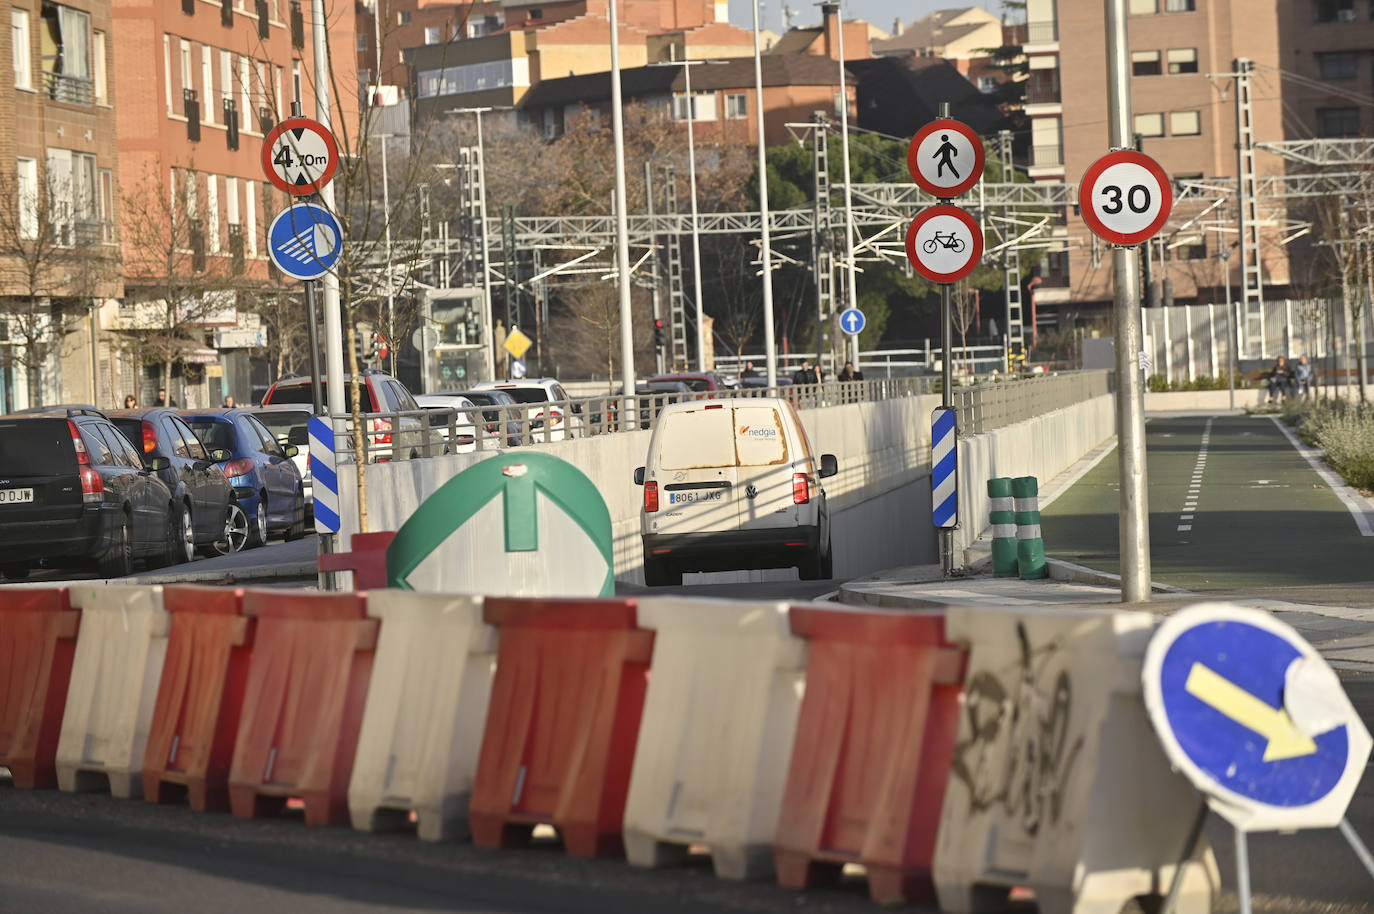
xmin=931 ymin=407 xmax=957 ymax=529
xmin=308 ymin=416 xmax=340 ymax=534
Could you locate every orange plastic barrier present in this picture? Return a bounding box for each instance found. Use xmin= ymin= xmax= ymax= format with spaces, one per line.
xmin=0 ymin=587 xmax=79 ymax=788
xmin=774 ymin=606 xmax=966 ymax=904
xmin=468 ymin=597 xmax=653 ymax=857
xmin=142 ymin=586 xmax=253 ymax=811
xmin=318 ymin=531 xmax=396 ymax=589
xmin=227 ymin=591 xmax=377 ymax=826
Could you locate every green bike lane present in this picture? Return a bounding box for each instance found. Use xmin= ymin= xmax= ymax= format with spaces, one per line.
xmin=1039 ymin=414 xmax=1374 ymax=593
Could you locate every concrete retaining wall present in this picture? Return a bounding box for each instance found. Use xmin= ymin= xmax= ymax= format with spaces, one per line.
xmin=336 ymin=393 xmax=1114 ymax=585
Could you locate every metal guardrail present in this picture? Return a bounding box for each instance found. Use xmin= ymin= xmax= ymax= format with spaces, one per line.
xmin=335 ymin=372 xmax=1111 ymax=463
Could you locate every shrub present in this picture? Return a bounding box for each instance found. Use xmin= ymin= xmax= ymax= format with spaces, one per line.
xmin=1284 ymin=398 xmax=1374 ymax=490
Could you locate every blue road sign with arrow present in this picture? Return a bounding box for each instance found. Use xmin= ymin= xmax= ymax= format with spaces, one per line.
xmin=268 ymin=202 xmax=343 ymax=281
xmin=1142 ymin=604 xmax=1372 ymax=832
xmin=839 ymin=307 xmax=866 ymax=336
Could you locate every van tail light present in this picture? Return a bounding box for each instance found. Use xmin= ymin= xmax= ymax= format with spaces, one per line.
xmin=792 ymin=473 xmax=811 ymax=505
xmin=372 ymin=416 xmax=393 ymax=445
xmin=69 ymin=420 xmax=103 ymax=503
xmin=223 ymin=457 xmax=255 ymax=479
xmin=644 ymin=480 xmax=659 ymax=513
xmin=704 ymin=403 xmax=724 ymax=409
xmin=141 ymin=420 xmax=158 ymax=454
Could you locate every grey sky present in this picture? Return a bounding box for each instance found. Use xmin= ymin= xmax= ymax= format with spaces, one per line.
xmin=725 ymin=0 xmax=1014 ymax=39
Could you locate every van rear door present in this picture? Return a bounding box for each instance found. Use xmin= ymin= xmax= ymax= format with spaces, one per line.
xmin=732 ymin=403 xmax=801 ymax=531
xmin=649 ymin=404 xmax=740 ymax=536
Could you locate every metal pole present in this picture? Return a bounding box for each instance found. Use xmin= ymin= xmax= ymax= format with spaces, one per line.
xmin=379 ymin=134 xmax=395 ymax=376
xmin=683 ymin=61 xmax=707 ymax=372
xmin=941 ymin=281 xmax=954 ymax=576
xmin=1105 ymin=0 xmax=1152 ymax=603
xmin=609 ymin=0 xmax=637 ymax=426
xmin=308 ymin=0 xmax=344 ymax=421
xmin=305 ymin=284 xmax=324 ymax=415
xmin=1221 ymin=236 xmax=1235 ymax=410
xmin=827 ymin=1 xmax=860 ymax=370
xmin=1339 ymin=818 xmax=1374 ymax=883
xmin=474 ymin=112 xmax=495 ymax=380
xmin=1158 ymin=802 xmax=1208 ymax=914
xmin=1235 ymin=827 xmax=1253 ymax=914
xmin=751 ymin=0 xmax=778 ymax=387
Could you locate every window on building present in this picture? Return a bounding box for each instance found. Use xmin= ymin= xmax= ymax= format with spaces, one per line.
xmin=17 ymin=158 xmax=38 ymax=239
xmin=1167 ymin=48 xmax=1197 ymax=74
xmin=245 ymin=180 xmax=256 ymax=255
xmin=45 ymin=148 xmax=96 ymax=246
xmin=1134 ymin=112 xmax=1165 ymax=136
xmin=99 ymin=167 xmax=113 ymax=242
xmin=424 ymin=26 xmax=440 ymax=44
xmin=356 ymin=33 xmax=368 ymax=51
xmin=225 ymin=176 xmax=239 ymax=226
xmin=1170 ymin=110 xmax=1201 ymax=135
xmin=291 ymin=59 xmax=301 ymax=108
xmin=1318 ymin=106 xmax=1360 ymax=136
xmin=1173 ymin=172 xmax=1203 ymax=193
xmin=92 ymin=29 xmax=106 ymax=102
xmin=725 ymin=92 xmax=746 ymax=118
xmin=13 ymin=10 xmax=32 ymax=90
xmin=397 ymin=9 xmax=410 ymax=24
xmin=1128 ymin=0 xmax=1156 ymax=13
xmin=1314 ymin=0 xmax=1357 ymax=22
xmin=179 ymin=38 xmax=192 ymax=104
xmin=219 ymin=49 xmax=233 ymax=109
xmin=672 ymin=92 xmax=697 ymax=121
xmin=1318 ymin=52 xmax=1359 ymax=79
xmin=1132 ymin=50 xmax=1161 ymax=76
xmin=239 ymin=55 xmax=252 ymax=130
xmin=1165 ymin=0 xmax=1195 ymax=10
xmin=40 ymin=3 xmax=92 ymax=103
xmin=201 ymin=44 xmax=214 ymax=123
xmin=205 ymin=174 xmax=218 ymax=252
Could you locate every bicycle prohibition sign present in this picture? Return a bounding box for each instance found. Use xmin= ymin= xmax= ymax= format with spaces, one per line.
xmin=905 ymin=204 xmax=983 ymax=283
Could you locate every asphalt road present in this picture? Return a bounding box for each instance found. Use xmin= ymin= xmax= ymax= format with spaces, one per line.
xmin=1041 ymin=413 xmax=1374 ymax=598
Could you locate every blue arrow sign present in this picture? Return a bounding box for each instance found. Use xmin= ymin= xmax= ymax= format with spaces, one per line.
xmin=839 ymin=307 xmax=866 ymax=336
xmin=268 ymin=202 xmax=343 ymax=281
xmin=1142 ymin=605 xmax=1372 ymax=831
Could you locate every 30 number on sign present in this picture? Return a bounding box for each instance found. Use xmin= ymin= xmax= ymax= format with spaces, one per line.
xmin=1079 ymin=150 xmax=1172 ymax=247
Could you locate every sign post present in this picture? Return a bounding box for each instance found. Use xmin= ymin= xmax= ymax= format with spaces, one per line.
xmin=906 ymin=107 xmax=984 ymax=576
xmin=1142 ymin=604 xmax=1374 ymax=913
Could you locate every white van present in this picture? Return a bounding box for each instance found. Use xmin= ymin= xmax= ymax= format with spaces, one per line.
xmin=634 ymin=397 xmax=837 ymax=585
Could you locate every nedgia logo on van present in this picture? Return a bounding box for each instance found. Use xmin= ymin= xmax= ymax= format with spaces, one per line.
xmin=738 ymin=425 xmax=777 ymax=438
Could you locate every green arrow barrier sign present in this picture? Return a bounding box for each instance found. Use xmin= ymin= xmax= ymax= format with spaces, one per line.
xmin=385 ymin=452 xmax=615 ymax=596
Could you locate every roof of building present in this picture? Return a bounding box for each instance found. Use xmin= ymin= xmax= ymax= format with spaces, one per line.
xmin=849 ymin=54 xmax=1004 ymax=136
xmin=873 ymin=6 xmax=1000 ymax=56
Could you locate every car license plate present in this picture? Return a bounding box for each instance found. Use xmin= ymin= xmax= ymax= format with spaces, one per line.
xmin=0 ymin=487 xmax=34 ymax=504
xmin=669 ymin=490 xmax=722 ymax=504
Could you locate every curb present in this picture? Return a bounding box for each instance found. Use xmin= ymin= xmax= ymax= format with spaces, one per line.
xmin=130 ymin=561 xmax=319 ymax=586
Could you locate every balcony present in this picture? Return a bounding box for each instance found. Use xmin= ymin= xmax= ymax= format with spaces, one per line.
xmin=184 ymin=89 xmax=201 ymax=142
xmin=44 ymin=72 xmax=93 ymax=105
xmin=256 ymin=0 xmax=269 ymax=38
xmin=1032 ymin=143 xmax=1063 ymax=167
xmin=259 ymin=106 xmax=275 ymax=134
xmin=1025 ymin=71 xmax=1061 ymax=105
xmin=1026 ymin=20 xmax=1057 ymax=44
xmin=73 ymin=219 xmax=105 ymax=248
xmin=290 ymin=0 xmax=304 ymax=49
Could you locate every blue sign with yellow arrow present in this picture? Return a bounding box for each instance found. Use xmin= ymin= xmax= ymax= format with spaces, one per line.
xmin=1142 ymin=604 xmax=1372 ymax=832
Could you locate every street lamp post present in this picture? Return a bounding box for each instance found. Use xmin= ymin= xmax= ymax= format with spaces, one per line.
xmin=446 ymin=107 xmax=499 ymax=381
xmin=751 ymin=0 xmax=779 ymax=386
xmin=609 ymin=0 xmax=637 ymax=425
xmin=682 ymin=59 xmax=708 ymax=372
xmin=377 ymin=133 xmax=395 ymax=375
xmin=821 ymin=1 xmax=860 ymax=373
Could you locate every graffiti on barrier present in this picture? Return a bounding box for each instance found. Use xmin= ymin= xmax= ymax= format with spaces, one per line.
xmin=949 ymin=621 xmax=1085 ymax=837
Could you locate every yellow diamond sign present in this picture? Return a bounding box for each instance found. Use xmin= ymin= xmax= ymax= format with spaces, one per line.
xmin=504 ymin=326 xmax=532 ymax=360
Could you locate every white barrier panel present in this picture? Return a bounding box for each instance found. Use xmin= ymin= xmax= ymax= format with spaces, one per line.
xmin=348 ymin=592 xmax=496 ymax=841
xmin=55 ymin=585 xmax=169 ymax=798
xmin=623 ymin=598 xmax=806 ymax=879
xmin=933 ymin=606 xmax=1220 ymax=914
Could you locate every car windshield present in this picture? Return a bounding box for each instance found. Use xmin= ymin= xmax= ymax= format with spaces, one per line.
xmin=0 ymin=419 xmax=75 ymax=475
xmin=184 ymin=418 xmax=238 ymax=453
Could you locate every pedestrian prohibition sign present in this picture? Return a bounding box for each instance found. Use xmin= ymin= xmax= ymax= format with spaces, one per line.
xmin=261 ymin=116 xmax=340 ymax=196
xmin=385 ymin=452 xmax=614 ymax=597
xmin=1141 ymin=603 xmax=1372 ymax=832
xmin=839 ymin=307 xmax=866 ymax=336
xmin=907 ymin=118 xmax=985 ymax=199
xmin=1079 ymin=149 xmax=1173 ymax=247
xmin=905 ymin=205 xmax=983 ymax=284
xmin=268 ymin=203 xmax=343 ymax=281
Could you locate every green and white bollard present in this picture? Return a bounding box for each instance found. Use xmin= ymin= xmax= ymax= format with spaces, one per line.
xmin=1012 ymin=475 xmax=1047 ymax=580
xmin=987 ymin=477 xmax=1017 ymax=577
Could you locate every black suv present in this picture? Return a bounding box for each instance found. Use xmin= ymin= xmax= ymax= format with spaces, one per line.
xmin=108 ymin=409 xmax=236 ymax=559
xmin=0 ymin=410 xmax=177 ymax=578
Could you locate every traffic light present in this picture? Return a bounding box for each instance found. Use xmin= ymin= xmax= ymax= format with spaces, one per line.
xmin=653 ymin=318 xmax=666 ymax=350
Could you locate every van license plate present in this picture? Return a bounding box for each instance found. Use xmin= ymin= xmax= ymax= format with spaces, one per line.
xmin=0 ymin=488 xmax=34 ymax=504
xmin=669 ymin=491 xmax=722 ymax=504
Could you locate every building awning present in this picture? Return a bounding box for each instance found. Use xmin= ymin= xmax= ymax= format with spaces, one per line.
xmin=181 ymin=348 xmax=220 ymax=365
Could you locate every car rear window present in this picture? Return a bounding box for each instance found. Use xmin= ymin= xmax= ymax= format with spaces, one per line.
xmin=269 ymin=381 xmax=376 ymax=412
xmin=254 ymin=410 xmax=310 ymax=443
xmin=493 ymin=387 xmax=550 ymax=405
xmin=657 ymin=406 xmax=788 ymax=470
xmin=185 ymin=417 xmax=238 ymax=453
xmin=0 ymin=419 xmax=77 ymax=476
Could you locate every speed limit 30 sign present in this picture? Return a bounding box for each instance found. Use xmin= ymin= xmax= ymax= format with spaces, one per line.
xmin=1079 ymin=149 xmax=1172 ymax=246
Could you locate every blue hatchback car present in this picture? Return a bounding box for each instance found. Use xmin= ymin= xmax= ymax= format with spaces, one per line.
xmin=181 ymin=409 xmax=307 ymax=551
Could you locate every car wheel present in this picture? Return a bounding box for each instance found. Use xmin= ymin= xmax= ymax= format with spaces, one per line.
xmin=284 ymin=487 xmax=307 ymax=541
xmin=643 ymin=556 xmax=681 ymax=587
xmin=248 ymin=493 xmax=269 ymax=547
xmin=1 ymin=562 xmax=30 ymax=580
xmin=97 ymin=514 xmax=134 ymax=578
xmin=213 ymin=504 xmax=250 ymax=555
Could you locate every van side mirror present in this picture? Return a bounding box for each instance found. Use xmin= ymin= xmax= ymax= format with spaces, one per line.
xmin=633 ymin=466 xmax=645 ymax=486
xmin=819 ymin=454 xmax=838 ymax=478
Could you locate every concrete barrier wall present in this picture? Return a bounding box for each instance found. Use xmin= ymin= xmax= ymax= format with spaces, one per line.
xmin=337 ymin=392 xmax=1114 ymax=584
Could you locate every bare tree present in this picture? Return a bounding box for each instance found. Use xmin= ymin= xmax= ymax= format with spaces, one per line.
xmin=951 ymin=279 xmax=980 ymax=373
xmin=0 ymin=169 xmax=119 ymax=406
xmin=549 ymin=282 xmax=653 ymax=385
